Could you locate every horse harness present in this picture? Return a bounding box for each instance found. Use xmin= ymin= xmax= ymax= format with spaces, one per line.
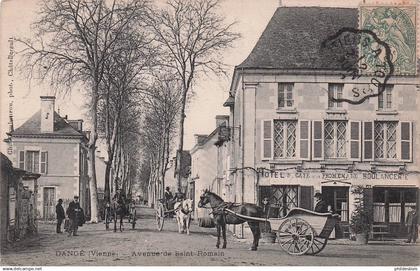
xmin=210 ymin=202 xmax=241 ymax=216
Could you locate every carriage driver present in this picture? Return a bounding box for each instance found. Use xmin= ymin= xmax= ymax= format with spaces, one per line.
xmin=173 ymin=188 xmax=186 ymax=202
xmin=113 ymin=189 xmax=127 ymax=205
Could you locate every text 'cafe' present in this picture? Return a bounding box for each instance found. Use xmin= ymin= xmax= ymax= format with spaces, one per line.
xmin=257 ymin=168 xmax=419 ymax=238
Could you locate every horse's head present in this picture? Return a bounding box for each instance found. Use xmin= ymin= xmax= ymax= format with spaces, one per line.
xmin=198 ymin=189 xmax=211 ymax=208
xmin=183 ymin=199 xmax=193 ymax=213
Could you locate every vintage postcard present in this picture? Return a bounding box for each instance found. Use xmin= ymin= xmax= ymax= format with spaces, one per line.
xmin=0 ymin=0 xmax=419 ymax=268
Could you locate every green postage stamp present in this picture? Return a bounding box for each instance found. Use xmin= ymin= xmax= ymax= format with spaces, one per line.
xmin=360 ymin=6 xmax=417 ymax=75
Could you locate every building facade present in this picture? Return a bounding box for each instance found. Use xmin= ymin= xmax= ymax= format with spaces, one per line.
xmin=6 ymin=96 xmax=89 ymax=220
xmin=226 ymin=6 xmax=419 ymax=238
xmin=1 ymin=153 xmax=40 ymax=247
xmin=190 ymin=116 xmax=231 ymax=221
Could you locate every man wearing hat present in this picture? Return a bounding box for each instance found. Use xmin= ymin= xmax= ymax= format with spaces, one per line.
xmin=66 ymin=196 xmax=81 ymax=236
xmin=405 ymin=205 xmax=418 ymax=243
xmin=55 ymin=199 xmax=65 ymax=233
xmin=314 ymin=192 xmax=328 ymax=213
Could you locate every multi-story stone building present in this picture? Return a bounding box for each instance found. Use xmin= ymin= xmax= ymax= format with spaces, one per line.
xmin=226 ymin=6 xmax=419 ymax=238
xmin=190 ymin=116 xmax=231 ymax=221
xmin=6 ymin=96 xmax=90 ymax=220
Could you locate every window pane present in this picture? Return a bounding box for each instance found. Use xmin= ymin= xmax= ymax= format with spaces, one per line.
xmin=25 ymin=152 xmax=33 ymax=172
xmin=273 ymin=121 xmax=284 ymax=158
xmin=33 ymin=152 xmax=40 ymax=173
xmin=286 ymin=122 xmax=296 ymax=157
xmin=278 ymin=84 xmax=285 ymax=108
xmin=328 ymin=88 xmax=334 ymax=108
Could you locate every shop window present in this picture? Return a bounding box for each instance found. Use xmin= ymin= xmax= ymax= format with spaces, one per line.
xmin=324 ymin=121 xmax=347 ymax=159
xmin=278 ymin=83 xmax=294 ymax=108
xmin=260 ymin=185 xmax=298 ymax=218
xmin=273 ymin=120 xmax=296 ymax=159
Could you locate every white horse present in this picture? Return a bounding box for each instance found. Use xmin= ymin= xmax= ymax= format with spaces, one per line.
xmin=174 ymin=199 xmax=193 ymax=235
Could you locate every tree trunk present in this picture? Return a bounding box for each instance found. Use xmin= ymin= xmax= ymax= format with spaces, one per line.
xmin=88 ymin=77 xmax=100 ymax=223
xmin=176 ymin=87 xmax=188 ymax=189
xmin=104 ymin=161 xmax=111 ymax=203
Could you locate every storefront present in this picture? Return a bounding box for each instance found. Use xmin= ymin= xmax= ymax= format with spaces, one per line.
xmin=257 ymin=168 xmax=419 ymax=238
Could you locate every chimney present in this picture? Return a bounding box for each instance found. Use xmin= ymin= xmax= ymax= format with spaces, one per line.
xmin=40 ymin=96 xmax=55 ymax=133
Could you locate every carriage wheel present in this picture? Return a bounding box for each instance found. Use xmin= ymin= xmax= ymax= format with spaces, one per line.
xmin=305 ymin=237 xmax=328 ymax=255
xmin=156 ymin=203 xmax=164 ymax=231
xmin=277 ymin=217 xmax=314 ymax=256
xmin=132 ymin=210 xmax=137 ymax=229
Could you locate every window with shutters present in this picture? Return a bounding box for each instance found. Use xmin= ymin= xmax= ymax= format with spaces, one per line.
xmin=374 ymin=121 xmax=397 ymax=160
xmin=273 ymin=120 xmax=296 ymax=159
xmin=378 ymin=85 xmax=393 ymax=110
xmin=19 ymin=150 xmax=48 ymax=174
xmin=278 ymin=83 xmax=294 ymax=108
xmin=328 ymin=84 xmax=343 ymax=109
xmin=324 ymin=121 xmax=347 ymax=158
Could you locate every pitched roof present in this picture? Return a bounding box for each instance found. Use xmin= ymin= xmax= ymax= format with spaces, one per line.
xmin=238 ymin=7 xmax=358 ymax=70
xmin=11 ymin=111 xmax=85 ymax=138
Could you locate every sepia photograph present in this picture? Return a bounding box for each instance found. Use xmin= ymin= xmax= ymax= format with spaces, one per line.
xmin=0 ymin=0 xmax=419 ymax=268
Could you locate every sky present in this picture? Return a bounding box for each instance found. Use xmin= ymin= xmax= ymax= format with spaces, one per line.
xmin=0 ymin=0 xmax=362 ymax=153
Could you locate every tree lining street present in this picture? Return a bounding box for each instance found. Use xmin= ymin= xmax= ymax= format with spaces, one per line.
xmin=2 ymin=207 xmax=419 ymax=266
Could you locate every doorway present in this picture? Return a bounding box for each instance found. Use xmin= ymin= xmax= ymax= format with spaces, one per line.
xmin=321 ymin=186 xmax=349 ymax=221
xmin=43 ymin=187 xmax=56 ymax=220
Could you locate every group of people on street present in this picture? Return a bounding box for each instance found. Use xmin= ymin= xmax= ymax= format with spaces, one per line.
xmin=56 ymin=189 xmax=417 ymax=243
xmin=55 ymin=196 xmax=85 ymax=237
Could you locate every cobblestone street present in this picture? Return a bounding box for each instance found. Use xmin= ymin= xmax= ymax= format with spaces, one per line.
xmin=1 ymin=207 xmax=419 ymax=266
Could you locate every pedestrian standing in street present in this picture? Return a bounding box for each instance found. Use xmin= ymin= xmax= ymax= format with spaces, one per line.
xmin=405 ymin=206 xmax=418 ymax=243
xmin=66 ymin=196 xmax=81 ymax=237
xmin=314 ymin=192 xmax=328 ymax=213
xmin=262 ymin=197 xmax=270 ymax=218
xmin=55 ymin=199 xmax=65 ymax=233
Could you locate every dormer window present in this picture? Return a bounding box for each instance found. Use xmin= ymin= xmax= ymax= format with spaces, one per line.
xmin=378 ymin=85 xmax=393 ymax=111
xmin=278 ymin=83 xmax=294 ymax=108
xmin=328 ymin=83 xmax=343 ymax=109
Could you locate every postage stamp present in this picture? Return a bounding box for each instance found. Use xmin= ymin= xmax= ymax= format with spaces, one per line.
xmin=360 ymin=6 xmax=417 ymax=75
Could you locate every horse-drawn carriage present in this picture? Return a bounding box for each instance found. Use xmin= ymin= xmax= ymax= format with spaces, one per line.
xmin=104 ymin=200 xmax=137 ymax=232
xmin=198 ymin=190 xmax=339 ymax=256
xmin=155 ymin=198 xmax=193 ymax=233
xmin=225 ymin=207 xmax=338 ymax=255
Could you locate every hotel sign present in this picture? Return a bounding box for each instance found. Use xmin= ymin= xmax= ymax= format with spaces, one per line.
xmin=258 ymin=170 xmax=408 ymax=181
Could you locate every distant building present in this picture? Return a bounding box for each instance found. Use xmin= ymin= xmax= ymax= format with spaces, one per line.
xmin=226 ymin=6 xmax=419 ymax=238
xmin=190 ymin=115 xmax=230 ymax=221
xmin=6 ymin=96 xmax=90 ymax=220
